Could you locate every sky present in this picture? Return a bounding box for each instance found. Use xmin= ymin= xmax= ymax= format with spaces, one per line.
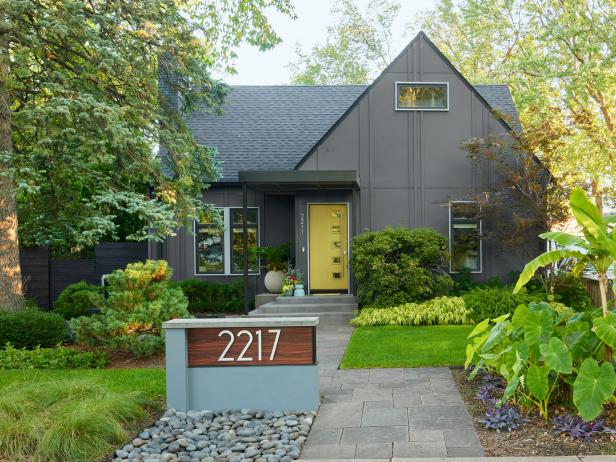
xmin=218 ymin=0 xmax=438 ymax=85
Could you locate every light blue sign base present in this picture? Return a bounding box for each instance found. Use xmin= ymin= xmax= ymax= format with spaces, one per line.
xmin=164 ymin=321 xmax=320 ymax=412
xmin=186 ymin=365 xmax=319 ymax=412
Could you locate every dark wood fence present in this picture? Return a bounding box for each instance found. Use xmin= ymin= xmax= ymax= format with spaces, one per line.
xmin=20 ymin=242 xmax=148 ymax=309
xmin=582 ymin=277 xmax=615 ymax=308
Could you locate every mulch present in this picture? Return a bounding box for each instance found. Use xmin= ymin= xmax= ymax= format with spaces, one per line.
xmin=451 ymin=368 xmax=616 ymax=456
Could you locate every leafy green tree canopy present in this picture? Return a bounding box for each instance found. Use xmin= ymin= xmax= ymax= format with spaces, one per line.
xmin=3 ymin=0 xmax=293 ymax=252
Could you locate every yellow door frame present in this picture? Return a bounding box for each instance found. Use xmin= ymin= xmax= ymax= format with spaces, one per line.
xmin=307 ymin=202 xmax=350 ymax=294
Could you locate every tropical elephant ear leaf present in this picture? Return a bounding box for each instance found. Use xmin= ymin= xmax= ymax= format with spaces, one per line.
xmin=539 ymin=337 xmax=572 ymax=374
xmin=592 ymin=313 xmax=616 ymax=349
xmin=573 ymin=358 xmax=616 ymax=421
xmin=513 ymin=250 xmax=586 ymax=294
xmin=524 ymin=307 xmax=553 ymax=346
xmin=526 ymin=364 xmax=549 ymax=401
xmin=539 ymin=231 xmax=585 ymax=247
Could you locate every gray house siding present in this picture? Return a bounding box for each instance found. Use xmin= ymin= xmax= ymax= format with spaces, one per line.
xmin=297 ymin=34 xmax=532 ymax=280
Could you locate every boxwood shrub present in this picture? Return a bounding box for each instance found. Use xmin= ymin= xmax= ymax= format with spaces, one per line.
xmin=53 ymin=281 xmax=104 ymax=319
xmin=0 ymin=309 xmax=68 ymax=349
xmin=351 ymin=296 xmax=469 ymax=327
xmin=350 ymin=227 xmax=452 ymax=307
xmin=464 ymin=286 xmax=542 ymax=323
xmin=176 ymin=279 xmax=243 ymax=313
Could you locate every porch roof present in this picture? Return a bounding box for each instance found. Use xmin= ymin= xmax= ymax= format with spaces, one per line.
xmin=238 ymin=170 xmax=359 ymax=188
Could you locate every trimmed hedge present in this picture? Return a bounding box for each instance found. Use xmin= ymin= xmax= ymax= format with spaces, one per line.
xmin=175 ymin=279 xmax=243 ymax=313
xmin=0 ymin=309 xmax=68 ymax=349
xmin=0 ymin=344 xmax=109 ymax=369
xmin=464 ymin=286 xmax=541 ymax=322
xmin=53 ymin=281 xmax=104 ymax=320
xmin=351 ymin=296 xmax=469 ymax=327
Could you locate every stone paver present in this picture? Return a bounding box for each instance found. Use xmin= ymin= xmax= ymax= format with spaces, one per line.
xmin=301 ymin=323 xmax=484 ymax=460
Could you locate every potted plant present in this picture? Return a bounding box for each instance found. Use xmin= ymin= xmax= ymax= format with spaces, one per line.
xmin=252 ymin=243 xmax=291 ymax=293
xmin=281 ymin=267 xmax=304 ymax=296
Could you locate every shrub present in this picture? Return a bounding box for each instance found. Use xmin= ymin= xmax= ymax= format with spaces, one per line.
xmin=551 ymin=274 xmax=592 ymax=311
xmin=451 ymin=268 xmax=503 ymax=295
xmin=464 ymin=287 xmax=540 ymax=323
xmin=176 ymin=279 xmax=243 ymax=313
xmin=351 ymin=296 xmax=469 ymax=326
xmin=71 ymin=260 xmax=190 ymax=356
xmin=53 ymin=281 xmax=104 ymax=320
xmin=351 ymin=227 xmax=452 ymax=307
xmin=0 ymin=309 xmax=67 ymax=349
xmin=0 ymin=378 xmax=147 ymax=462
xmin=0 ymin=344 xmax=109 ymax=369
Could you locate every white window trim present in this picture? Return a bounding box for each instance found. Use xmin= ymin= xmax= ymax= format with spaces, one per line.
xmin=448 ymin=201 xmax=482 ymax=274
xmin=394 ymin=81 xmax=449 ymax=111
xmin=194 ymin=207 xmax=260 ymax=276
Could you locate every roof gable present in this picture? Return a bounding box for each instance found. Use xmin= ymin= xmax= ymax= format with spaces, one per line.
xmin=184 ymin=32 xmax=522 ymax=182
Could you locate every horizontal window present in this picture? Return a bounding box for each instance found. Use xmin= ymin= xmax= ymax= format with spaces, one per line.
xmin=449 ymin=202 xmax=481 ymax=273
xmin=396 ymin=82 xmax=448 ymax=111
xmin=195 ymin=207 xmax=260 ymax=275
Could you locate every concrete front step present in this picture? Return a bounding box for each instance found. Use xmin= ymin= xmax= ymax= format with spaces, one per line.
xmin=249 ymin=311 xmax=356 ymax=323
xmin=257 ymin=302 xmax=357 ymax=314
xmin=273 ymin=295 xmax=358 ymax=305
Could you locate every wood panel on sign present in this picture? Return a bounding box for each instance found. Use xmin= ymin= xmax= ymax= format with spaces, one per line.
xmin=187 ymin=326 xmax=315 ymax=367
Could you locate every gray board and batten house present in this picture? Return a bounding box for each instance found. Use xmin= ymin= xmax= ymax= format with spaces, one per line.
xmin=151 ymin=32 xmax=542 ymax=302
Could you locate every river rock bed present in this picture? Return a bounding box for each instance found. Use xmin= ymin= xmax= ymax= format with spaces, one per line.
xmin=112 ymin=408 xmax=316 ymax=462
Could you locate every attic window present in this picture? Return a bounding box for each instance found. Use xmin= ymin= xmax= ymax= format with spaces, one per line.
xmin=395 ymin=82 xmax=448 ymax=111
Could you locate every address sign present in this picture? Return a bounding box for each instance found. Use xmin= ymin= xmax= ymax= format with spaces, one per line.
xmin=187 ymin=326 xmax=316 ymax=367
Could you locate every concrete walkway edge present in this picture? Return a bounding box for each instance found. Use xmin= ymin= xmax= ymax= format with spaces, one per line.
xmin=298 ymin=456 xmax=616 ymax=461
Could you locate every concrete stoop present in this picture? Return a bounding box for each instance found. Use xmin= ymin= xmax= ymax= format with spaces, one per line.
xmin=297 ymin=457 xmax=615 ymax=462
xmin=249 ymin=294 xmax=358 ymax=323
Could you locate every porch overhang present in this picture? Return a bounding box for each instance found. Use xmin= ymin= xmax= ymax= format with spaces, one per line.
xmin=238 ymin=170 xmax=359 ymax=189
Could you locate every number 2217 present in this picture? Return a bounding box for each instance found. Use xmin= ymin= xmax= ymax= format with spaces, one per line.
xmin=217 ymin=329 xmax=281 ymax=362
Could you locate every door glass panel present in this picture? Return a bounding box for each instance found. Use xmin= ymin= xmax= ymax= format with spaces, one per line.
xmin=230 ymin=208 xmax=258 ymax=225
xmin=331 ymin=256 xmax=341 ymax=264
xmin=331 ymin=241 xmax=341 ymax=249
xmin=331 ymin=225 xmax=341 ymax=233
xmin=332 ymin=273 xmax=341 ymax=279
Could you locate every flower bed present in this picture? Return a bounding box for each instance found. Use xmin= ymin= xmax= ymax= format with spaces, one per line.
xmin=452 ymin=368 xmax=616 ymax=456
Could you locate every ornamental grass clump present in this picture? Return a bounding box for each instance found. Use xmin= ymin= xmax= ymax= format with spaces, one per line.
xmin=71 ymin=260 xmax=190 ymax=356
xmin=0 ymin=378 xmax=148 ymax=462
xmin=351 ymin=296 xmax=469 ymax=326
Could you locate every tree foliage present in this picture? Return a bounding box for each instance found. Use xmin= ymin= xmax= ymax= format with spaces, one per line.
xmin=421 ymin=0 xmax=616 ymax=210
xmin=2 ymin=0 xmax=293 ymax=252
xmin=289 ymin=0 xmax=401 ymax=84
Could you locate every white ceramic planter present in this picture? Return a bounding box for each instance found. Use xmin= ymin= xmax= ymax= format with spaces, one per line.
xmin=264 ymin=270 xmax=286 ymax=293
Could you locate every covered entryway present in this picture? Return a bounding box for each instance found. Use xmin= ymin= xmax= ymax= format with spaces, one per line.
xmin=238 ymin=170 xmax=359 ymax=311
xmin=308 ymin=203 xmax=349 ymax=292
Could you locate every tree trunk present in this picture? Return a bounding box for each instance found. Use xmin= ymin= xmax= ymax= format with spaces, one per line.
xmin=0 ymin=18 xmax=24 ymax=311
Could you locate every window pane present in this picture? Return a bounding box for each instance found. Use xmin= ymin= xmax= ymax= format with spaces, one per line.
xmin=451 ymin=203 xmax=481 ymax=272
xmin=231 ymin=228 xmax=259 ymax=273
xmin=196 ymin=227 xmax=224 ymax=274
xmin=231 ymin=208 xmax=258 ymax=225
xmin=397 ymin=83 xmax=447 ymax=109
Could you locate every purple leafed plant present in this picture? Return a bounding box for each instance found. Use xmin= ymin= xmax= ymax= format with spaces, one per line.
xmin=481 ymin=373 xmax=505 ymax=390
xmin=475 ymin=385 xmax=496 ymax=404
xmin=480 ymin=404 xmax=528 ymax=433
xmin=552 ymin=414 xmax=612 ymax=441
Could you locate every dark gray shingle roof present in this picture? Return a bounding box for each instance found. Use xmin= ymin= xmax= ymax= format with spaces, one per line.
xmin=474 ymin=84 xmax=521 ymax=131
xmin=186 ymin=84 xmax=519 ymax=182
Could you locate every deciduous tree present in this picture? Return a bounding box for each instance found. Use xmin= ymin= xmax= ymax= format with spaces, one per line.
xmin=0 ymin=0 xmax=293 ymax=310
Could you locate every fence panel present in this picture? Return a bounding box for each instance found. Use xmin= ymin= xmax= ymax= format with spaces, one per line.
xmin=95 ymin=242 xmax=148 ymax=278
xmin=20 ymin=247 xmax=51 ymax=309
xmin=49 ymin=258 xmax=97 ymax=304
xmin=583 ymin=277 xmax=615 ymax=308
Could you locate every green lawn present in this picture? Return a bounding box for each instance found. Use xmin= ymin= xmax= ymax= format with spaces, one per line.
xmin=340 ymin=325 xmax=473 ymax=368
xmin=0 ymin=367 xmax=166 ymax=399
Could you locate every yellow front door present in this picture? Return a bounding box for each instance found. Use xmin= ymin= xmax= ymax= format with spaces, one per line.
xmin=308 ymin=204 xmax=349 ymax=291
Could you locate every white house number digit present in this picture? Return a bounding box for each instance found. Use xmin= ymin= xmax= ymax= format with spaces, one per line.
xmin=217 ymin=329 xmax=282 ymax=362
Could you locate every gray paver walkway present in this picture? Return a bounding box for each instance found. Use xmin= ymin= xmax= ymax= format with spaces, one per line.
xmin=304 ymin=324 xmax=483 ymax=460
